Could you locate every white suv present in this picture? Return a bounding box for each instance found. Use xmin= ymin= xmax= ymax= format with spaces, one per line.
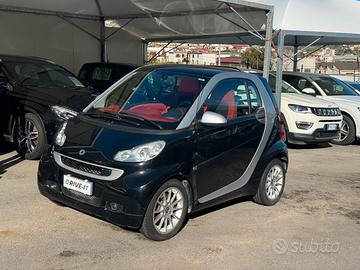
xmin=283 ymin=73 xmax=360 ymax=145
xmin=266 ymin=74 xmax=342 ymax=144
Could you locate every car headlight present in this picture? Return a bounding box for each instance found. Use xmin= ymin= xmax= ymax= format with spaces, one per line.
xmin=54 ymin=121 xmax=67 ymax=146
xmin=114 ymin=141 xmax=166 ymax=162
xmin=51 ymin=105 xmax=78 ymax=120
xmin=288 ymin=104 xmax=312 ymax=114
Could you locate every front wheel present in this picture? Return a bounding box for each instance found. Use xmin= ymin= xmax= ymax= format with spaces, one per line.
xmin=141 ymin=180 xmax=188 ymax=241
xmin=15 ymin=113 xmax=47 ymax=160
xmin=331 ymin=115 xmax=356 ymax=145
xmin=254 ymin=158 xmax=286 ymax=206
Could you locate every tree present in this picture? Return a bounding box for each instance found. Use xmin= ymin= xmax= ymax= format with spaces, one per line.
xmin=241 ymin=48 xmax=264 ymax=70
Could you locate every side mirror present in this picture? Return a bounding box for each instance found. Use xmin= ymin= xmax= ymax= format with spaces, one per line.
xmin=199 ymin=111 xmax=227 ymax=127
xmin=301 ymin=88 xmax=316 ymax=96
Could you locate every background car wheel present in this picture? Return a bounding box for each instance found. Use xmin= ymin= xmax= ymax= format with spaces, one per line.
xmin=331 ymin=115 xmax=356 ymax=145
xmin=254 ymin=158 xmax=286 ymax=206
xmin=15 ymin=113 xmax=47 ymax=160
xmin=141 ymin=179 xmax=188 ymax=241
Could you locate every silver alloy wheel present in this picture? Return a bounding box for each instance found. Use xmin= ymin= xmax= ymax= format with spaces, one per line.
xmin=334 ymin=120 xmax=349 ymax=142
xmin=265 ymin=165 xmax=284 ymax=200
xmin=153 ymin=187 xmax=184 ymax=234
xmin=17 ymin=119 xmax=39 ymax=153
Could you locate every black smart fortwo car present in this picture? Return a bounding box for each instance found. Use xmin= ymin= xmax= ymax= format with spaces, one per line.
xmin=38 ymin=65 xmax=288 ymax=241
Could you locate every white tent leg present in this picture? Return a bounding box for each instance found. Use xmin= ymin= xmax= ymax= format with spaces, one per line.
xmin=262 ymin=8 xmax=273 ymax=81
xmin=275 ymin=30 xmax=285 ymax=108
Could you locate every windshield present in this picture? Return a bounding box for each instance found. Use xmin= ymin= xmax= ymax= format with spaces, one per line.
xmin=311 ymin=76 xmax=358 ymax=96
xmin=349 ymin=82 xmax=360 ymax=91
xmin=3 ymin=61 xmax=84 ymax=88
xmin=87 ymin=68 xmax=210 ymax=130
xmin=266 ymin=74 xmax=299 ymax=94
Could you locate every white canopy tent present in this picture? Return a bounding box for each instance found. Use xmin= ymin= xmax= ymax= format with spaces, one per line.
xmin=0 ymin=0 xmax=274 ymax=77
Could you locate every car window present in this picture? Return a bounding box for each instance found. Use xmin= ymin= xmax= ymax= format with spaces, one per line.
xmin=3 ymin=61 xmax=84 ymax=88
xmin=283 ymin=75 xmax=321 ymax=95
xmin=92 ymin=67 xmax=112 ymax=81
xmin=268 ymin=75 xmax=298 ymax=94
xmin=203 ymin=78 xmax=261 ymax=120
xmin=247 ymin=80 xmax=262 ymax=114
xmin=91 ymin=69 xmax=210 ymax=130
xmin=311 ymin=76 xmax=358 ymax=96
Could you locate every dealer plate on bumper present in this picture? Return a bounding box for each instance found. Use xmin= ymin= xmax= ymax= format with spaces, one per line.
xmin=326 ymin=124 xmax=339 ymax=131
xmin=63 ymin=174 xmax=93 ymax=196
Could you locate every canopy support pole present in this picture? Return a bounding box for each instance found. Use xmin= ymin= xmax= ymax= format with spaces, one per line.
xmin=293 ymin=36 xmax=298 ymax=72
xmin=100 ymin=16 xmax=106 ymax=62
xmin=58 ymin=15 xmax=100 ymax=41
xmin=143 ymin=41 xmax=148 ymax=64
xmin=275 ymin=30 xmax=285 ymax=108
xmin=263 ymin=8 xmax=273 ymax=81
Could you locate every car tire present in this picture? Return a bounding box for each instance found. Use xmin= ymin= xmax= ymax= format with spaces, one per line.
xmin=15 ymin=113 xmax=47 ymax=160
xmin=253 ymin=158 xmax=286 ymax=206
xmin=331 ymin=114 xmax=356 ymax=145
xmin=141 ymin=179 xmax=188 ymax=241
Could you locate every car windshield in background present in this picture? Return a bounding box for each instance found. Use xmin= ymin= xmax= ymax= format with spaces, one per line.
xmin=311 ymin=76 xmax=358 ymax=96
xmin=3 ymin=61 xmax=84 ymax=89
xmin=87 ymin=69 xmax=210 ymax=130
xmin=269 ymin=75 xmax=298 ymax=94
xmin=349 ymin=82 xmax=360 ymax=91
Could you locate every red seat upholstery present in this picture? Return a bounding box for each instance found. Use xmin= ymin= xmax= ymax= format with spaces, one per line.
xmin=172 ymin=76 xmax=200 ymax=107
xmin=220 ymin=90 xmax=236 ymax=120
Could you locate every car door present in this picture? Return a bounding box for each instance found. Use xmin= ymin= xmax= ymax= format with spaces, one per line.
xmin=195 ymin=78 xmax=265 ymax=202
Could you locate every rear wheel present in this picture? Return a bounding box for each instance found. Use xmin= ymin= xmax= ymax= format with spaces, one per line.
xmin=331 ymin=115 xmax=355 ymax=145
xmin=254 ymin=158 xmax=286 ymax=206
xmin=141 ymin=179 xmax=188 ymax=241
xmin=15 ymin=113 xmax=47 ymax=160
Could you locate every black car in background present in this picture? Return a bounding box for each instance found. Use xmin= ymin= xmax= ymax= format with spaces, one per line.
xmin=38 ymin=65 xmax=288 ymax=240
xmin=78 ymin=62 xmax=139 ymax=92
xmin=0 ymin=55 xmax=98 ymax=159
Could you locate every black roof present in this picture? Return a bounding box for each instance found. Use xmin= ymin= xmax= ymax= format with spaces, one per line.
xmin=0 ymin=54 xmax=54 ymax=64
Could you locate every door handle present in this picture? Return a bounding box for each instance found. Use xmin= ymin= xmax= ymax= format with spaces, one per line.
xmin=255 ymin=107 xmax=265 ymax=124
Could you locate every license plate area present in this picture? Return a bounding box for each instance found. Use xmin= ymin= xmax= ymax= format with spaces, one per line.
xmin=63 ymin=174 xmax=93 ymax=196
xmin=325 ymin=124 xmax=339 ymax=131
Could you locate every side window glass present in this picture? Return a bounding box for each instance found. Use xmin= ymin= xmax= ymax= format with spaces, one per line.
xmin=202 ymin=78 xmax=262 ymax=121
xmin=298 ymin=79 xmax=307 ymax=90
xmin=246 ymin=81 xmax=261 ymax=114
xmin=203 ymin=79 xmax=240 ymax=120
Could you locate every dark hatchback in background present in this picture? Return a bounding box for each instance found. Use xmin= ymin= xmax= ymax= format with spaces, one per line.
xmin=78 ymin=62 xmax=139 ymax=92
xmin=38 ymin=65 xmax=288 ymax=241
xmin=0 ymin=55 xmax=98 ymax=159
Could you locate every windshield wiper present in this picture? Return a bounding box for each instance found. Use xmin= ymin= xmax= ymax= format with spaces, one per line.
xmin=85 ymin=111 xmax=141 ymax=127
xmin=117 ymin=111 xmax=163 ymax=129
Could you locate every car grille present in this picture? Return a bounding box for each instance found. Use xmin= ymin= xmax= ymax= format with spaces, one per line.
xmin=61 ymin=156 xmax=112 ymax=177
xmin=53 ymin=152 xmax=124 ymax=181
xmin=311 ymin=108 xmax=341 ymax=117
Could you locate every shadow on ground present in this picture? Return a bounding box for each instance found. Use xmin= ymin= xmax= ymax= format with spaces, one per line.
xmin=287 ymin=142 xmax=332 ymax=150
xmin=0 ymin=141 xmax=23 ymax=178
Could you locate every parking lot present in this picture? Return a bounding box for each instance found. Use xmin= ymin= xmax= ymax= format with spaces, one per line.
xmin=0 ymin=142 xmax=359 ymax=270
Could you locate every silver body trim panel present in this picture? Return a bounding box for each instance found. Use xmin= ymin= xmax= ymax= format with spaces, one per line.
xmin=186 ymin=72 xmax=277 ymax=203
xmin=53 ymin=151 xmax=124 ymax=181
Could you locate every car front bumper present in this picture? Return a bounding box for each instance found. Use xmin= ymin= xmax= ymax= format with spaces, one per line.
xmin=288 ymin=128 xmax=340 ymax=144
xmin=37 ymin=152 xmax=145 ymax=229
